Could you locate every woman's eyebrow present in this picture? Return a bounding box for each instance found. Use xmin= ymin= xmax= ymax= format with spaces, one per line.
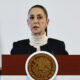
xmin=37 ymin=14 xmax=42 ymax=16
xmin=30 ymin=14 xmax=34 ymax=16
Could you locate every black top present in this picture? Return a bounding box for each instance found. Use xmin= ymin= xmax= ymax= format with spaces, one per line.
xmin=11 ymin=38 xmax=68 ymax=55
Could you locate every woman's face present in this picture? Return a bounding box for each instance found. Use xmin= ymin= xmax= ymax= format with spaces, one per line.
xmin=27 ymin=7 xmax=49 ymax=36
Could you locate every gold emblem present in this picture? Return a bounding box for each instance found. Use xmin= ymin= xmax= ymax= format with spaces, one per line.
xmin=28 ymin=53 xmax=56 ymax=80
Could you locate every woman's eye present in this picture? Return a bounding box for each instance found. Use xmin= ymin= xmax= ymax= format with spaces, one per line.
xmin=37 ymin=16 xmax=42 ymax=19
xmin=30 ymin=16 xmax=34 ymax=19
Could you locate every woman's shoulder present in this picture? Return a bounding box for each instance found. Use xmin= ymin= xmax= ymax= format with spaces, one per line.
xmin=48 ymin=38 xmax=64 ymax=43
xmin=13 ymin=39 xmax=29 ymax=45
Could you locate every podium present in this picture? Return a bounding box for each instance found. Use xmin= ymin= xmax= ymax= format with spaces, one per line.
xmin=2 ymin=55 xmax=80 ymax=75
xmin=0 ymin=68 xmax=1 ymax=75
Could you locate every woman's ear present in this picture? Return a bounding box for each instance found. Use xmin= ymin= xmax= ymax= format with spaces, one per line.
xmin=47 ymin=19 xmax=50 ymax=25
xmin=45 ymin=19 xmax=49 ymax=29
xmin=27 ymin=19 xmax=29 ymax=26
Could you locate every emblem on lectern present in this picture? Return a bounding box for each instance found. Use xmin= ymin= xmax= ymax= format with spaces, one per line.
xmin=25 ymin=51 xmax=58 ymax=80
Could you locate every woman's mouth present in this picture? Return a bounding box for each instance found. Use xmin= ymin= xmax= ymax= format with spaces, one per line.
xmin=33 ymin=26 xmax=39 ymax=29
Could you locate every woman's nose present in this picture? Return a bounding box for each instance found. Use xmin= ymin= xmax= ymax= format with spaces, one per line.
xmin=33 ymin=17 xmax=38 ymax=23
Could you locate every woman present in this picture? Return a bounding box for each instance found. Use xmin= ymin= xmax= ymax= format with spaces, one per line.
xmin=11 ymin=5 xmax=68 ymax=54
